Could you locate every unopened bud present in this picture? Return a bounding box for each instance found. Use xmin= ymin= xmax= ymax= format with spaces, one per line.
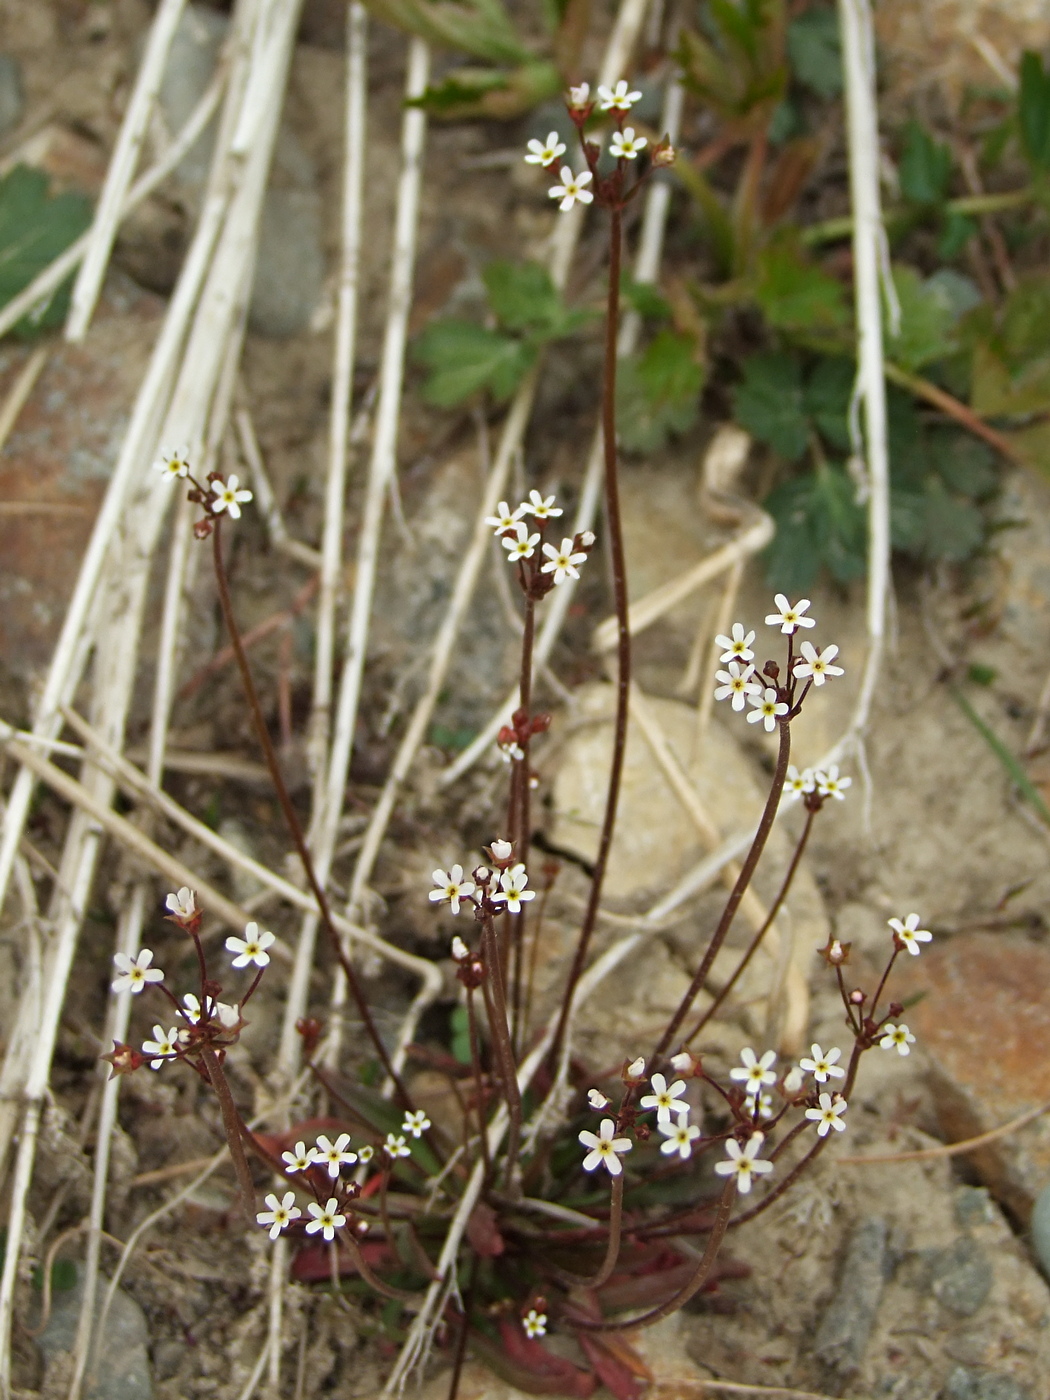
xmin=849 ymin=988 xmax=865 ymax=1005
xmin=579 ymin=530 xmax=596 ymax=548
xmin=490 ymin=838 xmax=513 ymax=862
xmin=568 ymin=82 xmax=590 ymax=109
xmin=669 ymin=1051 xmax=693 ymax=1074
xmin=651 ymin=140 xmax=676 ymax=168
xmin=626 ymin=1056 xmax=645 ymax=1079
xmin=818 ymin=937 xmax=851 ymax=966
xmin=587 ymin=1088 xmax=610 ymax=1110
xmin=782 ymin=1066 xmax=805 ymax=1095
xmin=451 ymin=935 xmax=469 ymax=962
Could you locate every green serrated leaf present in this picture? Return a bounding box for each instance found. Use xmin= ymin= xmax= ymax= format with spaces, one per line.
xmin=0 ymin=165 xmax=93 ymax=338
xmin=482 ymin=259 xmax=564 ymax=333
xmin=617 ymin=329 xmax=704 ymax=451
xmin=755 ymin=243 xmax=848 ymax=333
xmin=937 ymin=210 xmax=977 ymax=260
xmin=764 ymin=461 xmax=865 ymax=589
xmin=804 ymin=356 xmax=853 ymax=452
xmin=927 ymin=429 xmax=997 ymax=499
xmin=787 ymin=7 xmax=842 ymax=99
xmin=921 ymin=477 xmax=985 ymax=561
xmin=414 ymin=320 xmax=534 ymax=406
xmin=1019 ymin=50 xmax=1050 ymax=173
xmin=733 ymin=351 xmax=808 ymax=460
xmin=899 ymin=120 xmax=952 ymax=207
xmin=763 ymin=477 xmax=819 ymax=592
xmin=886 ymin=264 xmax=964 ymax=372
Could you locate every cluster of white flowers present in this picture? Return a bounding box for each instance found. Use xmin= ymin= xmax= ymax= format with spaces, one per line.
xmin=522 ymin=79 xmax=644 ymax=214
xmin=484 ymin=494 xmax=591 ymax=585
xmin=714 ymin=597 xmax=844 ymax=730
xmin=639 ymin=1072 xmax=703 ymax=1160
xmin=783 ymin=764 xmax=852 ymax=801
xmin=279 ymin=1114 xmax=429 ymax=1187
xmin=152 ymin=450 xmax=253 ymax=521
xmin=429 ymin=859 xmax=536 ymax=915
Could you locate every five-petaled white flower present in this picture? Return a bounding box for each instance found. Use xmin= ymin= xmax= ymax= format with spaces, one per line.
xmin=799 ymin=1044 xmax=845 ymax=1084
xmin=744 ymin=1091 xmax=774 ymax=1120
xmin=659 ymin=1118 xmax=701 ymax=1160
xmin=210 ymin=474 xmax=252 ymax=519
xmin=568 ymin=82 xmax=590 ymax=108
xmin=587 ymin=1088 xmax=610 ymax=1110
xmin=784 ymin=765 xmax=815 ymax=796
xmin=491 ymin=863 xmax=536 ymax=913
xmin=485 ymin=500 xmax=526 ymax=534
xmin=805 ymin=1092 xmax=848 ymax=1137
xmin=165 ymin=887 xmax=196 ymax=920
xmin=880 ymin=1023 xmax=916 ymax=1056
xmin=402 ymin=1110 xmax=431 ymax=1139
xmin=526 ymin=490 xmax=562 ymax=519
xmin=715 ymin=661 xmax=760 ymax=712
xmin=314 ymin=1133 xmax=358 ymax=1178
xmin=258 ymin=1191 xmax=301 ymax=1240
xmin=815 ymin=765 xmax=851 ymax=801
xmin=502 ymin=521 xmax=541 ymax=560
xmin=429 ymin=865 xmax=476 ymax=915
xmin=541 ymin=537 xmax=587 ymax=585
xmin=888 ymin=913 xmax=932 ymax=956
xmin=142 ymin=1025 xmax=179 ymax=1070
xmin=523 ymin=1309 xmax=548 ymax=1338
xmin=225 ymin=922 xmax=275 ymax=969
xmin=715 ymin=624 xmax=755 ymax=663
xmin=610 ymin=127 xmax=647 ymax=160
xmin=747 ymin=686 xmax=789 ymax=732
xmin=282 ymin=1141 xmax=315 ymax=1173
xmin=579 ymin=1117 xmax=632 ymax=1176
xmin=358 ymin=1144 xmax=374 ymax=1163
xmin=597 ymin=79 xmax=642 ymax=111
xmin=154 ymin=447 xmax=191 ymax=479
xmin=729 ymin=1048 xmax=777 ymax=1094
xmin=305 ymin=1198 xmax=345 ymax=1242
xmin=765 ymin=594 xmax=815 ymax=634
xmin=524 ymin=132 xmax=567 ymax=167
xmin=793 ymin=641 xmax=843 ymax=687
xmin=385 ymin=1133 xmax=412 ymax=1159
xmin=548 ymin=166 xmax=594 ymax=212
xmin=112 ymin=949 xmax=164 ymax=995
xmin=714 ymin=1133 xmax=774 ymax=1194
xmin=639 ymin=1072 xmax=689 ymax=1125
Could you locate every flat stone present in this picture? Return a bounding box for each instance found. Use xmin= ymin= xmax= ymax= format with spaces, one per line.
xmin=928 ymin=1237 xmax=994 ymax=1317
xmin=813 ymin=1217 xmax=888 ymax=1376
xmin=897 ymin=934 xmax=1050 ymax=1224
xmin=37 ymin=1266 xmax=152 ymax=1400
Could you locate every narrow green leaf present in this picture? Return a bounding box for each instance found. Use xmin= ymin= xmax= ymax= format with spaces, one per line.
xmin=1019 ymin=50 xmax=1050 ymax=173
xmin=951 ymin=687 xmax=1050 ymax=825
xmin=899 ymin=121 xmax=952 ymax=207
xmin=0 ymin=165 xmax=92 ymax=338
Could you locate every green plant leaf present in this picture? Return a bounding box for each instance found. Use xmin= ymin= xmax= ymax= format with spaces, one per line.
xmin=1019 ymin=50 xmax=1050 ymax=173
xmin=406 ymin=59 xmax=561 ymax=119
xmin=361 ymin=0 xmax=529 ymax=66
xmin=414 ymin=320 xmax=535 ymax=406
xmin=755 ymin=242 xmax=848 ymax=333
xmin=617 ymin=328 xmax=704 ymax=451
xmin=0 ymin=165 xmax=93 ymax=338
xmin=898 ymin=120 xmax=952 ymax=207
xmin=803 ymin=355 xmax=853 ymax=452
xmin=937 ymin=210 xmax=976 ymax=260
xmin=620 ymin=271 xmax=671 ymax=321
xmin=886 ymin=264 xmax=965 ymax=371
xmin=482 ymin=259 xmax=584 ymax=336
xmin=764 ymin=462 xmax=866 ymax=590
xmin=927 ymin=430 xmax=997 ymax=499
xmin=921 ymin=477 xmax=985 ymax=561
xmin=733 ymin=351 xmax=808 ymax=460
xmin=786 ymin=7 xmax=842 ymax=99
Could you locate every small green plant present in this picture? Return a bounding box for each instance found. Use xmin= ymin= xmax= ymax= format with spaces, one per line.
xmin=0 ymin=165 xmax=92 ymax=337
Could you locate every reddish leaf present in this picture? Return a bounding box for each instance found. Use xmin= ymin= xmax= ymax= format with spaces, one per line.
xmin=291 ymin=1238 xmax=392 ymax=1283
xmin=466 ymin=1201 xmax=505 ymax=1258
xmin=468 ymin=1322 xmax=596 ymax=1398
xmin=575 ymin=1333 xmax=648 ymax=1400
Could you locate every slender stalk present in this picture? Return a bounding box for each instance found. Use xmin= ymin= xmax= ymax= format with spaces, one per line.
xmin=869 ymin=946 xmax=900 ymax=1023
xmin=200 ymin=1048 xmax=255 ymax=1217
xmin=552 ymin=1174 xmax=624 ymax=1289
xmin=654 ymin=719 xmax=793 ymax=1060
xmin=685 ymin=807 xmax=817 ymax=1045
xmin=549 ymin=205 xmax=629 ymax=1074
xmin=883 ymin=361 xmax=1022 ymax=463
xmin=210 ymin=521 xmax=413 ymax=1111
xmin=342 ymin=1231 xmax=419 ymax=1303
xmin=465 ymin=988 xmax=492 ymax=1183
xmin=481 ymin=917 xmax=522 ymax=1180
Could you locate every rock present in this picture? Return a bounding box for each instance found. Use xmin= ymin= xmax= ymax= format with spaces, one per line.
xmin=944 ymin=1368 xmax=1031 ymax=1400
xmin=896 ymin=933 xmax=1050 ymax=1224
xmin=1032 ymin=1182 xmax=1050 ymax=1279
xmin=248 ymin=184 xmax=324 ymax=337
xmin=813 ymin=1217 xmax=888 ymax=1376
xmin=154 ymin=3 xmax=228 ymax=195
xmin=37 ymin=1265 xmax=152 ymax=1400
xmin=928 ymin=1237 xmax=994 ymax=1317
xmin=0 ymin=54 xmax=25 ymax=135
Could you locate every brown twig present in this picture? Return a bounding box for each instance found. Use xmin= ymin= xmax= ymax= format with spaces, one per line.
xmin=837 ymin=1099 xmax=1050 ymax=1165
xmin=883 ymin=361 xmax=1023 ymax=464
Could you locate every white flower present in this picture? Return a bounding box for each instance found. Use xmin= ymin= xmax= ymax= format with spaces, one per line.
xmin=587 ymin=1088 xmax=610 ymax=1110
xmin=451 ymin=935 xmax=469 ymax=961
xmin=525 ymin=489 xmax=562 ymax=519
xmin=165 ymin=887 xmax=196 ymax=919
xmin=765 ymin=594 xmax=815 ymax=634
xmin=888 ymin=913 xmax=932 ymax=956
xmin=523 ymin=1309 xmax=548 ymax=1338
xmin=490 ymin=838 xmax=513 ymax=862
xmin=210 ymin=474 xmax=252 ymax=520
xmin=402 ymin=1110 xmax=431 ymax=1139
xmin=714 ymin=661 xmax=760 ymax=712
xmin=798 ymin=1044 xmax=845 ymax=1084
xmin=429 ymin=865 xmax=476 ymax=915
xmin=282 ymin=1141 xmax=315 ymax=1173
xmin=715 ymin=623 xmax=755 ymax=663
xmin=879 ymin=1023 xmax=916 ymax=1056
xmin=154 ymin=447 xmax=191 ymax=479
xmin=714 ymin=1133 xmax=774 ymax=1194
xmin=548 ymin=166 xmax=594 ymax=212
xmin=524 ymin=132 xmax=567 ymax=167
xmin=597 ymin=79 xmax=642 ymax=111
xmin=609 ymin=126 xmax=647 ymax=159
xmin=568 ymin=82 xmax=590 ymax=108
xmin=747 ymin=686 xmax=789 ymax=732
xmin=257 ymin=1191 xmax=301 ymax=1240
xmin=215 ymin=1001 xmax=240 ymax=1028
xmin=659 ymin=1119 xmax=701 ymax=1160
xmin=358 ymin=1144 xmax=374 ymax=1163
xmin=385 ymin=1133 xmax=411 ymax=1159
xmin=784 ymin=765 xmax=815 ymax=796
xmin=782 ymin=1065 xmax=805 ymax=1096
xmin=112 ymin=949 xmax=164 ymax=995
xmin=225 ymin=922 xmax=275 ymax=969
xmin=502 ymin=521 xmax=541 ymax=560
xmin=578 ymin=1117 xmax=632 ymax=1176
xmin=541 ymin=537 xmax=587 ymax=585
xmin=626 ymin=1056 xmax=645 ymax=1079
xmin=669 ymin=1051 xmax=693 ymax=1074
xmin=639 ymin=1072 xmax=689 ymax=1125
xmin=142 ymin=1025 xmax=179 ymax=1070
xmin=491 ymin=863 xmax=536 ymax=913
xmin=805 ymin=1092 xmax=848 ymax=1137
xmin=305 ymin=1198 xmax=345 ymax=1242
xmin=729 ymin=1048 xmax=777 ymax=1094
xmin=814 ymin=765 xmax=851 ymax=801
xmin=484 ymin=500 xmax=526 ymax=533
xmin=793 ymin=641 xmax=844 ymax=687
xmin=744 ymin=1091 xmax=774 ymax=1120
xmin=579 ymin=530 xmax=595 ymax=547
xmin=313 ymin=1133 xmax=358 ymax=1178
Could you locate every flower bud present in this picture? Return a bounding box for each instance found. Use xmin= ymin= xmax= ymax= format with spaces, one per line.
xmin=669 ymin=1051 xmax=693 ymax=1074
xmin=625 ymin=1056 xmax=645 ymax=1079
xmin=490 ymin=838 xmax=513 ymax=863
xmin=587 ymin=1088 xmax=610 ymax=1110
xmin=651 ymin=140 xmax=676 ymax=168
xmin=818 ymin=937 xmax=851 ymax=966
xmin=451 ymin=935 xmax=469 ymax=962
xmin=568 ymin=82 xmax=590 ymax=109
